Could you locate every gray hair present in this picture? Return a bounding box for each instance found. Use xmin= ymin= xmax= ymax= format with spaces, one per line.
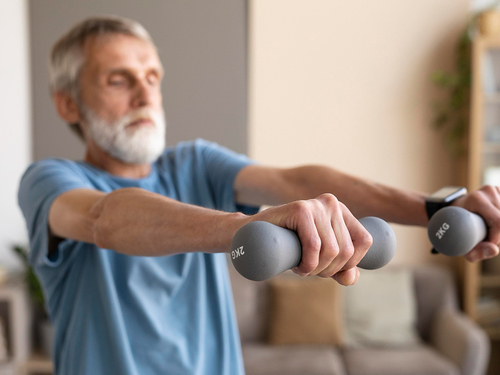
xmin=48 ymin=16 xmax=155 ymax=139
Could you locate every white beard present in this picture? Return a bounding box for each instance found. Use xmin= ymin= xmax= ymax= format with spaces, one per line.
xmin=82 ymin=106 xmax=166 ymax=164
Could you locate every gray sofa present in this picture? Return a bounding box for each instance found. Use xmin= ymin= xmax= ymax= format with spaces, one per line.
xmin=228 ymin=264 xmax=490 ymax=375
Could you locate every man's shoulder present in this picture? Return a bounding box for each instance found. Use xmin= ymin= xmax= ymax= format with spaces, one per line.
xmin=22 ymin=158 xmax=84 ymax=180
xmin=18 ymin=158 xmax=94 ymax=217
xmin=28 ymin=157 xmax=80 ymax=169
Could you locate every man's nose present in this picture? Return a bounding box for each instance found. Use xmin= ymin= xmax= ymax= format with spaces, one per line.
xmin=131 ymin=79 xmax=154 ymax=108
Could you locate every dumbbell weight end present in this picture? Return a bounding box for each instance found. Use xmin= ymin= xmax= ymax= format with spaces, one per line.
xmin=427 ymin=206 xmax=487 ymax=257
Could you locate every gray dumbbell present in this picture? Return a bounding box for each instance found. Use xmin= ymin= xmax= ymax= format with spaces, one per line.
xmin=427 ymin=206 xmax=487 ymax=256
xmin=231 ymin=217 xmax=396 ymax=281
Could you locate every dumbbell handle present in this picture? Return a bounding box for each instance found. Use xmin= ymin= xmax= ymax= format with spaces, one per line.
xmin=428 ymin=206 xmax=487 ymax=256
xmin=231 ymin=216 xmax=396 ymax=281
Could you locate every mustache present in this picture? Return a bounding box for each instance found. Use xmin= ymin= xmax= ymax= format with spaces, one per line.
xmin=122 ymin=109 xmax=158 ymax=127
xmin=80 ymin=104 xmax=166 ymax=132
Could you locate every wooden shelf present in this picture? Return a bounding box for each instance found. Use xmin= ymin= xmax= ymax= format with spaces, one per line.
xmin=481 ymin=274 xmax=500 ymax=288
xmin=483 ymin=324 xmax=500 ymax=341
xmin=24 ymin=353 xmax=53 ymax=373
xmin=464 ymin=34 xmax=500 ymax=321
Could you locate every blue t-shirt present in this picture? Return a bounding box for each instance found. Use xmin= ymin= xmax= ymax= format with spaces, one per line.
xmin=18 ymin=139 xmax=258 ymax=375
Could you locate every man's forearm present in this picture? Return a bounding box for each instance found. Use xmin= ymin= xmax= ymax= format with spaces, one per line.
xmin=235 ymin=164 xmax=427 ymax=226
xmin=90 ymin=187 xmax=248 ymax=256
xmin=280 ymin=166 xmax=428 ymax=226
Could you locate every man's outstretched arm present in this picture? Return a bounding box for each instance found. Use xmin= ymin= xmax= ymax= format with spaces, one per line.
xmin=48 ymin=185 xmax=372 ymax=286
xmin=234 ymin=164 xmax=428 ymax=225
xmin=234 ymin=164 xmax=500 ymax=263
xmin=48 ymin=187 xmax=247 ymax=256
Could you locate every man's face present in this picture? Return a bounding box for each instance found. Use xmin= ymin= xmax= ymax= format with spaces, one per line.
xmin=78 ymin=34 xmax=166 ymax=164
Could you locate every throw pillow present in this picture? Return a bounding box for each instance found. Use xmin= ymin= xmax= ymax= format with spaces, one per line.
xmin=267 ymin=275 xmax=343 ymax=346
xmin=343 ymin=268 xmax=421 ymax=347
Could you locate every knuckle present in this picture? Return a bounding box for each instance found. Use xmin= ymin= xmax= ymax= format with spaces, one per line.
xmin=319 ymin=193 xmax=339 ymax=207
xmin=309 ymin=236 xmax=322 ymax=253
xmin=329 ymin=245 xmax=340 ymax=259
xmin=482 ymin=185 xmax=496 ymax=196
xmin=292 ymin=200 xmax=311 ymax=217
xmin=471 ymin=190 xmax=488 ymax=204
xmin=299 ymin=238 xmax=321 ymax=272
xmin=301 ymin=258 xmax=318 ymax=273
xmin=338 ymin=243 xmax=354 ymax=264
xmin=360 ymin=231 xmax=373 ymax=250
xmin=321 ymin=247 xmax=339 ymax=266
xmin=343 ymin=243 xmax=355 ymax=259
xmin=462 ymin=191 xmax=486 ymax=212
xmin=322 ymin=236 xmax=339 ymax=256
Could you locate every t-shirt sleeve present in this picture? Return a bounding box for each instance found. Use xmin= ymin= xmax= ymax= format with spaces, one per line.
xmin=18 ymin=159 xmax=94 ymax=268
xmin=196 ymin=139 xmax=260 ymax=215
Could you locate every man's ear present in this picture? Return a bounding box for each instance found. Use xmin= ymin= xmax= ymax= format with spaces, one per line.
xmin=53 ymin=91 xmax=82 ymax=124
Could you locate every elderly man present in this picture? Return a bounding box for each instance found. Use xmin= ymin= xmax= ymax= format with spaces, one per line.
xmin=18 ymin=16 xmax=500 ymax=375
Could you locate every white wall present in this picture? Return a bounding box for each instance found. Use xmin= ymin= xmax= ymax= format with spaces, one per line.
xmin=472 ymin=0 xmax=499 ymax=11
xmin=248 ymin=0 xmax=470 ymax=265
xmin=0 ymin=0 xmax=31 ymax=269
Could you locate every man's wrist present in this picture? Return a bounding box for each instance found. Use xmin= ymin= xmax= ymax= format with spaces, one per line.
xmin=425 ymin=186 xmax=467 ymax=220
xmin=222 ymin=211 xmax=251 ymax=253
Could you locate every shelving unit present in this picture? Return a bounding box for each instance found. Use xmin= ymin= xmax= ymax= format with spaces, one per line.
xmin=22 ymin=352 xmax=53 ymax=375
xmin=467 ymin=35 xmax=500 ymax=339
xmin=0 ymin=277 xmax=54 ymax=375
xmin=481 ymin=274 xmax=500 ymax=288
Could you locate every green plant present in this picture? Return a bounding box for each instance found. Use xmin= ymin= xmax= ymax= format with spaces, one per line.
xmin=11 ymin=245 xmax=46 ymax=315
xmin=431 ymin=22 xmax=475 ymax=156
xmin=431 ymin=5 xmax=500 ymax=156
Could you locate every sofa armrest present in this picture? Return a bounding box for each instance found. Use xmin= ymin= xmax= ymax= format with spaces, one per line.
xmin=430 ymin=307 xmax=490 ymax=375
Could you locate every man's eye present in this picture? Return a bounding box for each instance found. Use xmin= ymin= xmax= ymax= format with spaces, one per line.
xmin=147 ymin=74 xmax=160 ymax=85
xmin=110 ymin=80 xmax=125 ymax=86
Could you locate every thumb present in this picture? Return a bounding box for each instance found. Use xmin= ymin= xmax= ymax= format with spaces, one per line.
xmin=465 ymin=241 xmax=499 ymax=262
xmin=332 ymin=267 xmax=360 ymax=286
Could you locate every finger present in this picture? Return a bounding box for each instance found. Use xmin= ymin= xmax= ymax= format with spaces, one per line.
xmin=492 ymin=186 xmax=500 ymax=209
xmin=478 ymin=201 xmax=500 ymax=246
xmin=308 ymin=206 xmax=343 ymax=276
xmin=295 ymin=213 xmax=322 ymax=276
xmin=486 ymin=188 xmax=500 ymax=246
xmin=462 ymin=187 xmax=500 ymax=245
xmin=332 ymin=267 xmax=359 ymax=286
xmin=465 ymin=241 xmax=500 ymax=262
xmin=339 ymin=208 xmax=373 ymax=271
xmin=483 ymin=185 xmax=500 ymax=210
xmin=315 ymin=206 xmax=353 ymax=277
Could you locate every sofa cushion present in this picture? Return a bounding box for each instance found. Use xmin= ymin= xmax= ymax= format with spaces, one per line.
xmin=228 ymin=259 xmax=270 ymax=342
xmin=412 ymin=265 xmax=457 ymax=341
xmin=267 ymin=275 xmax=342 ymax=345
xmin=242 ymin=343 xmax=347 ymax=375
xmin=343 ymin=268 xmax=420 ymax=347
xmin=342 ymin=345 xmax=460 ymax=375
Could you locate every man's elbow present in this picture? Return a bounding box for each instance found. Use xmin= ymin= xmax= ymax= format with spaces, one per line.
xmin=89 ymin=187 xmax=145 ymax=250
xmin=89 ymin=194 xmax=111 ymax=249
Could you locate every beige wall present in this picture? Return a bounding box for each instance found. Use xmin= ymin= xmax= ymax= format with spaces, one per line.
xmin=248 ymin=0 xmax=470 ymax=265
